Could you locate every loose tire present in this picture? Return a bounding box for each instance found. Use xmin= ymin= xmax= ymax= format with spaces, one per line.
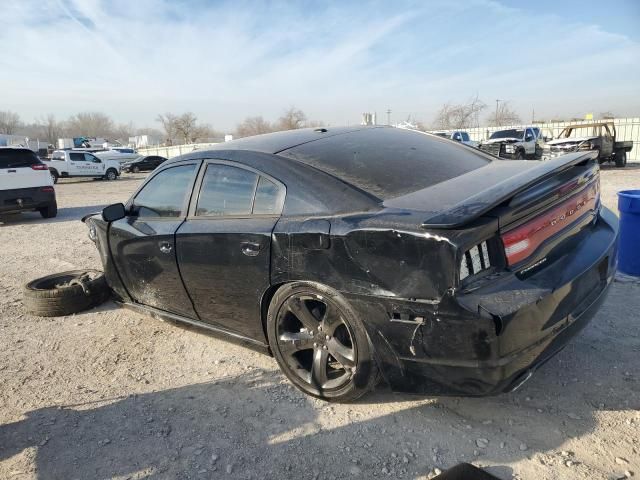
xmin=267 ymin=282 xmax=378 ymax=402
xmin=38 ymin=202 xmax=58 ymax=219
xmin=23 ymin=270 xmax=110 ymax=317
xmin=105 ymin=169 xmax=118 ymax=181
xmin=615 ymin=150 xmax=627 ymax=168
xmin=50 ymin=170 xmax=59 ymax=184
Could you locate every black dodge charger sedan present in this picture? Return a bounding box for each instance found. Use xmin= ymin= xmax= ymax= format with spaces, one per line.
xmin=84 ymin=126 xmax=618 ymax=402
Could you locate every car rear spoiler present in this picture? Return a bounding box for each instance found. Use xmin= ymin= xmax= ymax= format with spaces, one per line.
xmin=420 ymin=151 xmax=599 ymax=229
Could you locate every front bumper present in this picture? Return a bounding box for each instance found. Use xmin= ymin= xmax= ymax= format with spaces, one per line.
xmin=346 ymin=207 xmax=619 ymax=396
xmin=0 ymin=186 xmax=56 ymax=214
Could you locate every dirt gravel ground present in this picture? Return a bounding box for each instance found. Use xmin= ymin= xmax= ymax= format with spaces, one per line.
xmin=1 ymin=165 xmax=639 ymax=480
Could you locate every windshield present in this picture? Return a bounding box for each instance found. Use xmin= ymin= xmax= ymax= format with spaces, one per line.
xmin=489 ymin=129 xmax=524 ymax=140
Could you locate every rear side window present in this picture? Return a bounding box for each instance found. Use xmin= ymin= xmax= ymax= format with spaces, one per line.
xmin=196 ymin=164 xmax=258 ymax=216
xmin=0 ymin=149 xmax=41 ymax=168
xmin=253 ymin=177 xmax=282 ymax=214
xmin=70 ymin=152 xmax=85 ymax=161
xmin=133 ymin=164 xmax=196 ymax=218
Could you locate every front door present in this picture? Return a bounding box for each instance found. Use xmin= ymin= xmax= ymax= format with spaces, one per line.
xmin=108 ymin=162 xmax=200 ymax=317
xmin=176 ymin=160 xmax=285 ymax=340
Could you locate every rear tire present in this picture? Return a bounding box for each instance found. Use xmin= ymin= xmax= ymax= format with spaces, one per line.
xmin=38 ymin=202 xmax=57 ymax=219
xmin=49 ymin=170 xmax=59 ymax=184
xmin=267 ymin=281 xmax=378 ymax=402
xmin=615 ymin=150 xmax=627 ymax=168
xmin=23 ymin=270 xmax=110 ymax=317
xmin=105 ymin=168 xmax=118 ymax=181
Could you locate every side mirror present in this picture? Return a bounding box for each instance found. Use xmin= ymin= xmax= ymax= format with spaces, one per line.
xmin=102 ymin=203 xmax=126 ymax=222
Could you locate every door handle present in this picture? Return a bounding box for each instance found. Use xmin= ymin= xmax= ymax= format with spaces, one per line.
xmin=241 ymin=241 xmax=261 ymax=257
xmin=8 ymin=169 xmax=16 ymax=173
xmin=159 ymin=241 xmax=172 ymax=254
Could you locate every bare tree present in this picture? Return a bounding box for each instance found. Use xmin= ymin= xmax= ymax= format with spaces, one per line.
xmin=0 ymin=110 xmax=23 ymax=135
xmin=174 ymin=113 xmax=199 ymax=144
xmin=35 ymin=114 xmax=65 ymax=144
xmin=277 ymin=107 xmax=307 ymax=131
xmin=487 ymin=102 xmax=521 ymax=127
xmin=432 ymin=95 xmax=486 ymax=130
xmin=66 ymin=112 xmax=115 ymax=138
xmin=236 ymin=116 xmax=273 ymax=137
xmin=156 ymin=113 xmax=179 ymax=145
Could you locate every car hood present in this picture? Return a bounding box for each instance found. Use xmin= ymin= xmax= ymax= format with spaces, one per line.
xmin=546 ymin=136 xmax=598 ymax=145
xmin=482 ymin=137 xmax=522 ymax=144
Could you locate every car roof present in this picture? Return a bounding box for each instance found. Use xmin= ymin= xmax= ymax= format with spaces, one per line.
xmin=172 ymin=126 xmax=492 ymax=200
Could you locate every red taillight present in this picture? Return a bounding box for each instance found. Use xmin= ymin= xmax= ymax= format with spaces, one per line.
xmin=41 ymin=186 xmax=55 ymax=192
xmin=31 ymin=164 xmax=48 ymax=170
xmin=501 ymin=180 xmax=599 ymax=266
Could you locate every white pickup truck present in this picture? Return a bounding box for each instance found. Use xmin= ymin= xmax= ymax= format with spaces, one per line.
xmin=45 ymin=150 xmax=121 ymax=184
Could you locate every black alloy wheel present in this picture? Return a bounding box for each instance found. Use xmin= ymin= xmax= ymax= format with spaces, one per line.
xmin=267 ymin=282 xmax=378 ymax=402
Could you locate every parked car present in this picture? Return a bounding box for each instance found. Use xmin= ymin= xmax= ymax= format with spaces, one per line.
xmin=479 ymin=127 xmax=545 ymax=159
xmin=543 ymin=121 xmax=633 ymax=167
xmin=121 ymin=155 xmax=168 ymax=173
xmin=432 ymin=130 xmax=478 ymax=147
xmin=45 ymin=150 xmax=121 ymax=183
xmin=84 ymin=126 xmax=617 ymax=402
xmin=95 ymin=149 xmax=140 ymax=163
xmin=0 ymin=147 xmax=57 ymax=218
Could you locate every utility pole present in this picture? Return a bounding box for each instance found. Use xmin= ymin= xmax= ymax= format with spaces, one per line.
xmin=532 ymin=107 xmax=535 ymax=123
xmin=495 ymin=99 xmax=501 ymax=126
xmin=386 ymin=109 xmax=392 ymax=126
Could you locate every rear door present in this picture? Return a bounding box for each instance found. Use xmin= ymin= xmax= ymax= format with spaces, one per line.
xmin=0 ymin=149 xmax=49 ymax=190
xmin=175 ymin=160 xmax=285 ymax=340
xmin=108 ymin=162 xmax=201 ymax=317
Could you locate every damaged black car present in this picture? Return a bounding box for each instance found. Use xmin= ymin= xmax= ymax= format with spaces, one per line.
xmin=84 ymin=126 xmax=618 ymax=402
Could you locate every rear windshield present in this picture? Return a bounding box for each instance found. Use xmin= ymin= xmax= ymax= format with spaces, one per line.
xmin=279 ymin=128 xmax=490 ymax=199
xmin=490 ymin=129 xmax=524 ymax=140
xmin=0 ymin=149 xmax=41 ymax=168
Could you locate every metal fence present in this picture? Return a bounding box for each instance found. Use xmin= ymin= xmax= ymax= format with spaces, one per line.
xmin=430 ymin=117 xmax=640 ymax=162
xmin=136 ymin=142 xmax=220 ymax=159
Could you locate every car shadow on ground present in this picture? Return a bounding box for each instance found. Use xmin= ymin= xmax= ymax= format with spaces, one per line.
xmin=2 ymin=285 xmax=638 ymax=479
xmin=0 ymin=205 xmax=107 ymax=226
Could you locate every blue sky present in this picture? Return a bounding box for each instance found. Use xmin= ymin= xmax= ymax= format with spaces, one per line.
xmin=1 ymin=0 xmax=638 ymax=131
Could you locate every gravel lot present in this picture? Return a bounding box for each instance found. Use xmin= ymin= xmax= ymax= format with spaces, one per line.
xmin=1 ymin=165 xmax=639 ymax=480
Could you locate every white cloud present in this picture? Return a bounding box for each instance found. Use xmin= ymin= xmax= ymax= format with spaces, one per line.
xmin=1 ymin=0 xmax=638 ymax=130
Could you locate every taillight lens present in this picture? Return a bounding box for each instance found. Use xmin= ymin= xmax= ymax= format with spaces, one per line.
xmin=41 ymin=186 xmax=54 ymax=192
xmin=31 ymin=164 xmax=49 ymax=170
xmin=501 ymin=180 xmax=599 ymax=266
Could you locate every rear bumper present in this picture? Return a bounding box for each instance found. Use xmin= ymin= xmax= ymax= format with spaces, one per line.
xmin=0 ymin=186 xmax=56 ymax=214
xmin=347 ymin=207 xmax=619 ymax=396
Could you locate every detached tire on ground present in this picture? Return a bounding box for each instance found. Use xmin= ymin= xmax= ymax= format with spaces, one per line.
xmin=23 ymin=270 xmax=110 ymax=317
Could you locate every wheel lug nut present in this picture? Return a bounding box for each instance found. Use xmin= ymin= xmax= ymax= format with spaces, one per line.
xmin=325 ymin=335 xmax=330 ymax=340
xmin=313 ymin=342 xmax=318 ymax=347
xmin=322 ymin=345 xmax=328 ymax=350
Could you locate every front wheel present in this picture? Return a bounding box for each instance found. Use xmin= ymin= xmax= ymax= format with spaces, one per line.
xmin=615 ymin=150 xmax=627 ymax=168
xmin=515 ymin=150 xmax=525 ymax=160
xmin=132 ymin=166 xmax=140 ymax=173
xmin=105 ymin=169 xmax=118 ymax=181
xmin=267 ymin=282 xmax=378 ymax=402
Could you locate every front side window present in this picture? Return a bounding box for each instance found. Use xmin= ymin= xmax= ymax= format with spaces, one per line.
xmin=196 ymin=164 xmax=258 ymax=216
xmin=84 ymin=153 xmax=99 ymax=162
xmin=133 ymin=164 xmax=196 ymax=218
xmin=461 ymin=132 xmax=470 ymax=141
